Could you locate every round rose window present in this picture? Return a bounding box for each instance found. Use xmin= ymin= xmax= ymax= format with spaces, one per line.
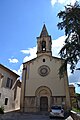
xmin=38 ymin=65 xmax=50 ymax=76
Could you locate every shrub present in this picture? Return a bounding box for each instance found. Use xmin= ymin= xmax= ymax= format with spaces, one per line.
xmin=0 ymin=106 xmax=4 ymax=114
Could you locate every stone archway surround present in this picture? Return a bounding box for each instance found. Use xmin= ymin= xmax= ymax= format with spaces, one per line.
xmin=35 ymin=86 xmax=52 ymax=112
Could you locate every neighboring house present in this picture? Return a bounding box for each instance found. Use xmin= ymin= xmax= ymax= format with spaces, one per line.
xmin=20 ymin=24 xmax=71 ymax=112
xmin=69 ymin=84 xmax=76 ymax=108
xmin=0 ymin=64 xmax=21 ymax=112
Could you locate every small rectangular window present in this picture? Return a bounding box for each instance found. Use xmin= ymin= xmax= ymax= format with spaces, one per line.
xmin=43 ymin=59 xmax=45 ymax=62
xmin=5 ymin=98 xmax=8 ymax=105
xmin=6 ymin=78 xmax=10 ymax=88
xmin=10 ymin=79 xmax=13 ymax=89
xmin=0 ymin=93 xmax=1 ymax=98
xmin=6 ymin=78 xmax=13 ymax=89
xmin=62 ymin=97 xmax=64 ymax=102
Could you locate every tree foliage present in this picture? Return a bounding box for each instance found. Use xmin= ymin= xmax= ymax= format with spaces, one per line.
xmin=57 ymin=1 xmax=80 ymax=77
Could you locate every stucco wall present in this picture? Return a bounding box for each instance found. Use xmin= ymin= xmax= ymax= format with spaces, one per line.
xmin=15 ymin=86 xmax=21 ymax=110
xmin=0 ymin=67 xmax=17 ymax=88
xmin=0 ymin=87 xmax=15 ymax=112
xmin=25 ymin=55 xmax=66 ymax=96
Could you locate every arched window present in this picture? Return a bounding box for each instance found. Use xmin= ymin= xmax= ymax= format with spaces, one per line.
xmin=5 ymin=98 xmax=8 ymax=105
xmin=42 ymin=41 xmax=46 ymax=51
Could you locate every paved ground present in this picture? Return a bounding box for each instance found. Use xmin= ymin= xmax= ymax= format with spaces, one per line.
xmin=0 ymin=112 xmax=73 ymax=120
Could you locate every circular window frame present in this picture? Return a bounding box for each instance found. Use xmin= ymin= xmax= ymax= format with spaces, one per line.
xmin=38 ymin=65 xmax=50 ymax=77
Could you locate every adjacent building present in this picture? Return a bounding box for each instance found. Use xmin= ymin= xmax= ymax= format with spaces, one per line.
xmin=0 ymin=64 xmax=21 ymax=112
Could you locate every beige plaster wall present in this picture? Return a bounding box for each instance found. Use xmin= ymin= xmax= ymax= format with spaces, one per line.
xmin=25 ymin=55 xmax=66 ymax=96
xmin=0 ymin=67 xmax=17 ymax=88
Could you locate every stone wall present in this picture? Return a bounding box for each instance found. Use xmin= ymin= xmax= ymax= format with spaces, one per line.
xmin=0 ymin=87 xmax=15 ymax=112
xmin=24 ymin=96 xmax=37 ymax=112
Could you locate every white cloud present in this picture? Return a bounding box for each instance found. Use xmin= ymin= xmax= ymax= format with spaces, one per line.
xmin=20 ymin=50 xmax=30 ymax=54
xmin=15 ymin=47 xmax=37 ymax=79
xmin=51 ymin=0 xmax=57 ymax=6
xmin=21 ymin=47 xmax=37 ymax=63
xmin=17 ymin=64 xmax=23 ymax=77
xmin=9 ymin=58 xmax=19 ymax=63
xmin=52 ymin=36 xmax=65 ymax=57
xmin=51 ymin=0 xmax=79 ymax=6
xmin=69 ymin=61 xmax=80 ymax=83
xmin=12 ymin=64 xmax=23 ymax=78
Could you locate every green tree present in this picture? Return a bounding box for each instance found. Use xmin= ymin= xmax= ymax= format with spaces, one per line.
xmin=57 ymin=1 xmax=80 ymax=78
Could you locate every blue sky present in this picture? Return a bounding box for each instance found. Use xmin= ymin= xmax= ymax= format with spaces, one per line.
xmin=0 ymin=0 xmax=80 ymax=93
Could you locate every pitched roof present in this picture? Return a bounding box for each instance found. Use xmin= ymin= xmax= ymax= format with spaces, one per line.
xmin=40 ymin=24 xmax=49 ymax=37
xmin=23 ymin=55 xmax=64 ymax=65
xmin=0 ymin=64 xmax=20 ymax=77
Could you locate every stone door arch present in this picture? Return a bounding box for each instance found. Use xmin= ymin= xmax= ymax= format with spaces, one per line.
xmin=35 ymin=86 xmax=52 ymax=112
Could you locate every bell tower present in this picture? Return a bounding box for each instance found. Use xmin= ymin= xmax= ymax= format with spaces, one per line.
xmin=37 ymin=24 xmax=52 ymax=57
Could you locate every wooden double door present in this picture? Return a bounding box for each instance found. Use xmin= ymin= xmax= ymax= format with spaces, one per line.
xmin=40 ymin=97 xmax=48 ymax=111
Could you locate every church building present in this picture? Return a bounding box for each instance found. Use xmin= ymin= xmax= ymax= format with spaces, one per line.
xmin=20 ymin=24 xmax=71 ymax=112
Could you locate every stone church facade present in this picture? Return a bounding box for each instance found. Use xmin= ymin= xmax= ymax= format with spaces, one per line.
xmin=20 ymin=24 xmax=71 ymax=112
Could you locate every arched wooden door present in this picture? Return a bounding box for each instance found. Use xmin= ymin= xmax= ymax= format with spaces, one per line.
xmin=40 ymin=97 xmax=48 ymax=111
